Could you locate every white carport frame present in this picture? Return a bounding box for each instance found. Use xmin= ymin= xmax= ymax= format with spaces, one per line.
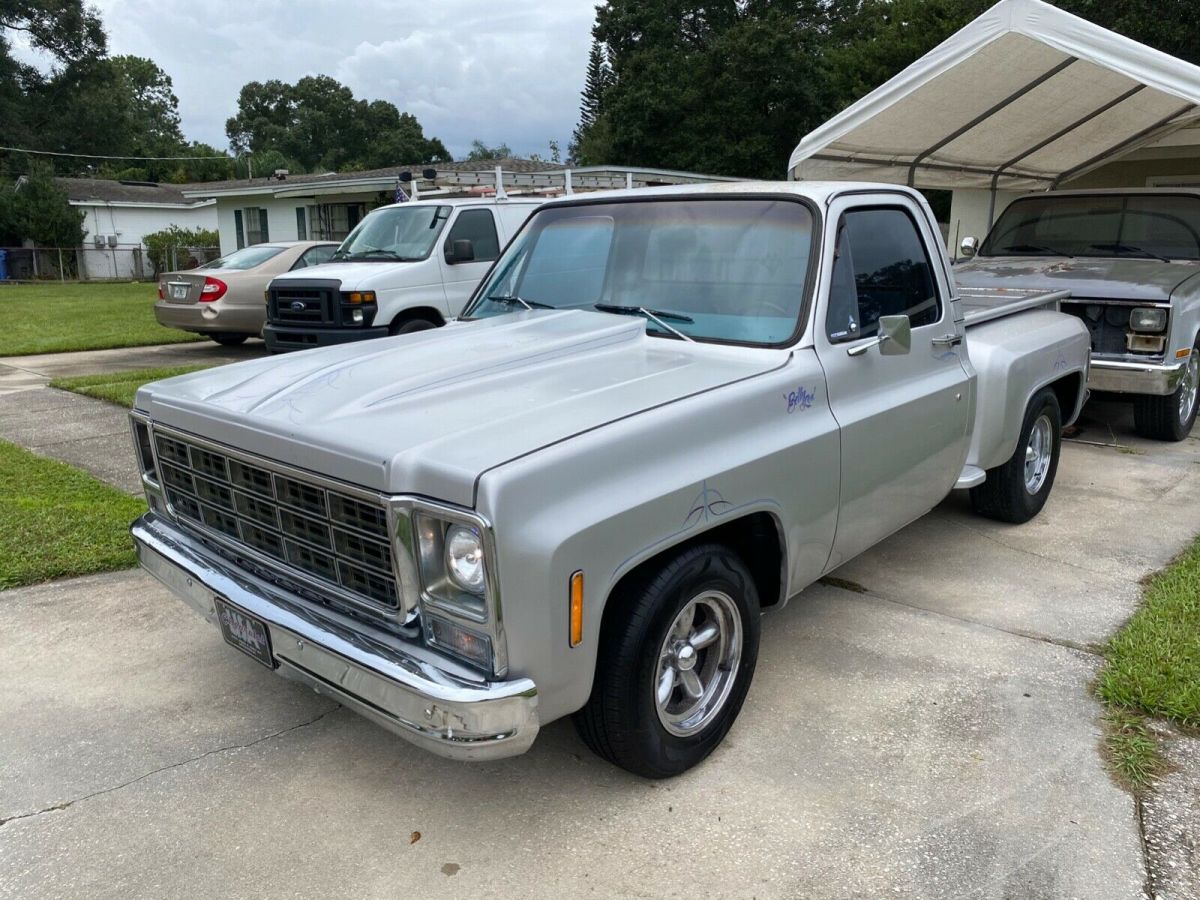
xmin=788 ymin=0 xmax=1200 ymax=225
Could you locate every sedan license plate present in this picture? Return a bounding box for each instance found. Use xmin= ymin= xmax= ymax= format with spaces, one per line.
xmin=170 ymin=284 xmax=188 ymax=300
xmin=214 ymin=598 xmax=275 ymax=669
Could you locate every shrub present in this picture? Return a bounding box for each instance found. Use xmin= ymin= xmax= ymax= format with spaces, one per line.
xmin=143 ymin=224 xmax=220 ymax=273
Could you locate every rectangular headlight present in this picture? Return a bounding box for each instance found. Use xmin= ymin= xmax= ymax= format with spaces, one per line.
xmin=1130 ymin=307 xmax=1167 ymax=333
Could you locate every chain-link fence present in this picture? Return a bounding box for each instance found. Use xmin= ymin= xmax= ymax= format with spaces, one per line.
xmin=0 ymin=245 xmax=220 ymax=283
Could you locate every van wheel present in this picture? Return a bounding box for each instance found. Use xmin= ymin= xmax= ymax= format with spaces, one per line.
xmin=210 ymin=333 xmax=249 ymax=346
xmin=1133 ymin=344 xmax=1200 ymax=441
xmin=970 ymin=388 xmax=1062 ymax=524
xmin=574 ymin=544 xmax=760 ymax=779
xmin=389 ymin=317 xmax=438 ymax=336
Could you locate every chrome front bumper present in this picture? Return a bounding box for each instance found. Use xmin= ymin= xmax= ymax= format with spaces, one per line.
xmin=1088 ymin=359 xmax=1186 ymax=396
xmin=131 ymin=514 xmax=539 ymax=761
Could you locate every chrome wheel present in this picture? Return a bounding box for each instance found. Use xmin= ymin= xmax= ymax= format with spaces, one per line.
xmin=1179 ymin=354 xmax=1200 ymax=426
xmin=654 ymin=590 xmax=743 ymax=737
xmin=1024 ymin=414 xmax=1053 ymax=495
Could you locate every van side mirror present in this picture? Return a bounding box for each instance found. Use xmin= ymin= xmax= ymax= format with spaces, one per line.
xmin=959 ymin=236 xmax=979 ymax=259
xmin=446 ymin=239 xmax=475 ymax=264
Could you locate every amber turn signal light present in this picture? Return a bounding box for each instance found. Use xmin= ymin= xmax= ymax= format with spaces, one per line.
xmin=569 ymin=570 xmax=584 ymax=647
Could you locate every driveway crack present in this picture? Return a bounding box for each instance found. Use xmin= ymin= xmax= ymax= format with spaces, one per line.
xmin=0 ymin=704 xmax=338 ymax=830
xmin=946 ymin=518 xmax=1106 ymax=578
xmin=827 ymin=582 xmax=1103 ymax=657
xmin=1135 ymin=796 xmax=1158 ymax=900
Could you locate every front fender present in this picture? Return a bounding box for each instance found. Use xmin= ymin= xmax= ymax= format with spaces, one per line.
xmin=475 ymin=352 xmax=840 ymax=725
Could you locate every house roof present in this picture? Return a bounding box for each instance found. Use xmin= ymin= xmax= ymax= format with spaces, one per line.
xmin=55 ymin=177 xmax=212 ymax=206
xmin=788 ymin=0 xmax=1200 ymax=191
xmin=181 ymin=157 xmax=569 ymax=198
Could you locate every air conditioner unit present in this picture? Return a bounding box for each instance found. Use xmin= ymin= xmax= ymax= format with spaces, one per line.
xmin=93 ymin=234 xmax=106 ymax=248
xmin=106 ymin=235 xmax=119 ymax=248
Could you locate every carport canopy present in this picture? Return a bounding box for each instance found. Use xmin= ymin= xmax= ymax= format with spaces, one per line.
xmin=788 ymin=0 xmax=1200 ymax=194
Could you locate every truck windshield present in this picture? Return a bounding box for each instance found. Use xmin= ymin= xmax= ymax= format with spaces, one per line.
xmin=981 ymin=194 xmax=1200 ymax=261
xmin=332 ymin=205 xmax=451 ymax=261
xmin=465 ymin=198 xmax=815 ymax=346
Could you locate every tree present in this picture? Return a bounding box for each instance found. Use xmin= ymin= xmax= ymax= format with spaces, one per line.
xmin=108 ymin=55 xmax=184 ymax=151
xmin=571 ymin=39 xmax=614 ymax=162
xmin=585 ymin=0 xmax=832 ymax=177
xmin=465 ymin=139 xmax=513 ymax=161
xmin=0 ymin=164 xmax=85 ymax=246
xmin=226 ymin=76 xmax=450 ymax=173
xmin=0 ymin=0 xmax=105 ymax=66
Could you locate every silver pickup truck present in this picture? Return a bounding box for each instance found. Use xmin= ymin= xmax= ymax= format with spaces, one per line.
xmin=129 ymin=182 xmax=1089 ymax=778
xmin=956 ymin=189 xmax=1200 ymax=441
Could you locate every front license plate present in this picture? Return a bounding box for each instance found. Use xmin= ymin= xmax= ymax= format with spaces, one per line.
xmin=170 ymin=285 xmax=188 ymax=300
xmin=215 ymin=598 xmax=275 ymax=669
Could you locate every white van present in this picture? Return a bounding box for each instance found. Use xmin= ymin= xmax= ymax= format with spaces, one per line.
xmin=264 ymin=197 xmax=541 ymax=352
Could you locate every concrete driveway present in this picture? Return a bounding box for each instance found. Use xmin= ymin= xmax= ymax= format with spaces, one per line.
xmin=1 ymin=395 xmax=1197 ymax=899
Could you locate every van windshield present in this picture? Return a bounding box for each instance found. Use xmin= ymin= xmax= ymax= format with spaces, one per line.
xmin=982 ymin=194 xmax=1200 ymax=261
xmin=464 ymin=198 xmax=815 ymax=346
xmin=332 ymin=205 xmax=451 ymax=262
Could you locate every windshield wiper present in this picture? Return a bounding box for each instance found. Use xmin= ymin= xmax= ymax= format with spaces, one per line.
xmin=996 ymin=243 xmax=1075 ymax=258
xmin=1089 ymin=242 xmax=1171 ymax=263
xmin=593 ymin=303 xmax=695 ymax=342
xmin=485 ymin=295 xmax=555 ymax=310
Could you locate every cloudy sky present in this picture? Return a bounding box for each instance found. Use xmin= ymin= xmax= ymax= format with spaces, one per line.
xmin=61 ymin=0 xmax=598 ymax=160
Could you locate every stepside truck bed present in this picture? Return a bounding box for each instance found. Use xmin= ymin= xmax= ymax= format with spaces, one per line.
xmin=956 ymin=285 xmax=1072 ymax=327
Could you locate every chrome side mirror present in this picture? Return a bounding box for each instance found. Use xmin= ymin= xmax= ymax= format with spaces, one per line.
xmin=847 ymin=315 xmax=911 ymax=357
xmin=959 ymin=236 xmax=980 ymax=259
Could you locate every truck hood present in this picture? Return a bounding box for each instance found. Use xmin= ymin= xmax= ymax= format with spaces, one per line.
xmin=137 ymin=311 xmax=788 ymax=507
xmin=270 ymin=260 xmax=432 ymax=291
xmin=955 ymin=256 xmax=1200 ymax=303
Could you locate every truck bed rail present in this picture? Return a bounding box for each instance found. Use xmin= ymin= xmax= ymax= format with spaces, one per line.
xmin=957 ymin=287 xmax=1071 ymax=327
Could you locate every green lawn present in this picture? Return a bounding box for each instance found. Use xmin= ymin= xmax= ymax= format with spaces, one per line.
xmin=51 ymin=365 xmax=210 ymax=408
xmin=0 ymin=440 xmax=146 ymax=590
xmin=1097 ymin=537 xmax=1200 ymax=792
xmin=0 ymin=282 xmax=202 ymax=356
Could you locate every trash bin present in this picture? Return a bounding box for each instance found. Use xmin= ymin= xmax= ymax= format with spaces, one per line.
xmin=0 ymin=249 xmax=7 ymax=281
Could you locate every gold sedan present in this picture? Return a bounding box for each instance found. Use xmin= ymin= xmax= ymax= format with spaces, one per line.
xmin=155 ymin=241 xmax=339 ymax=345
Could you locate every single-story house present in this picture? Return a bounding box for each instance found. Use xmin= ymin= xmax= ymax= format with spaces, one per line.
xmin=55 ymin=178 xmax=218 ymax=280
xmin=787 ymin=0 xmax=1200 ymax=250
xmin=181 ymin=157 xmax=739 ymax=256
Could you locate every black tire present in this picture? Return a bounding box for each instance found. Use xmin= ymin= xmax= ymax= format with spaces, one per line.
xmin=573 ymin=543 xmax=761 ymax=779
xmin=389 ymin=317 xmax=438 ymax=336
xmin=970 ymin=387 xmax=1062 ymax=524
xmin=209 ymin=333 xmax=249 ymax=346
xmin=1133 ymin=344 xmax=1200 ymax=441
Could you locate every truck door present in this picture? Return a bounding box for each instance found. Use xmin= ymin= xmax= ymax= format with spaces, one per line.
xmin=439 ymin=207 xmax=502 ymax=315
xmin=816 ymin=196 xmax=972 ymax=569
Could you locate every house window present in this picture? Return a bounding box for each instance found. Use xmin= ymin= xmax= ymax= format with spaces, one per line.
xmin=244 ymin=207 xmax=269 ymax=245
xmin=234 ymin=209 xmax=245 ymax=249
xmin=296 ymin=207 xmax=307 ymax=240
xmin=309 ymin=203 xmax=367 ymax=241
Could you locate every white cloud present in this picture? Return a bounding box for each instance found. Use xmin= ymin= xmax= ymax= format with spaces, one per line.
xmin=75 ymin=0 xmax=595 ymax=159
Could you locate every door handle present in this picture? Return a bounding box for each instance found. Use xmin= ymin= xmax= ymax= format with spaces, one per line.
xmin=932 ymin=333 xmax=963 ymax=348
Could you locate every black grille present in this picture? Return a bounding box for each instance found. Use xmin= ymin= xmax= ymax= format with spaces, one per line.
xmin=270 ymin=286 xmax=335 ymax=325
xmin=155 ymin=432 xmax=400 ymax=613
xmin=1063 ymin=300 xmax=1161 ymax=357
